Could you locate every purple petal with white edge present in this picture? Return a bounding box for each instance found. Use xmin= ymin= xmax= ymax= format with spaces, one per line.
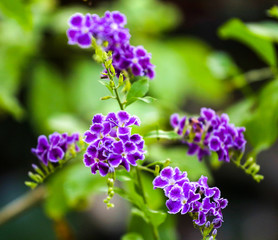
xmin=220 ymin=113 xmax=229 ymax=125
xmin=121 ymin=158 xmax=130 ymax=171
xmin=67 ymin=29 xmax=79 ymax=44
xmin=98 ymin=162 xmax=110 ymax=176
xmin=90 ymin=123 xmax=103 ymax=134
xmin=118 ymin=126 xmax=130 ymax=135
xmin=213 ymin=218 xmax=223 ymax=229
xmin=86 ymin=145 xmax=98 ymax=158
xmin=170 ymin=114 xmax=179 ymax=128
xmin=130 ymin=134 xmax=142 ymax=143
xmin=135 ymin=46 xmax=147 ymax=57
xmin=181 ymin=203 xmax=190 ymax=214
xmin=84 ymin=131 xmax=98 ymax=143
xmin=147 ymin=67 xmax=155 ymax=79
xmin=117 ymin=111 xmax=130 ymax=125
xmin=137 ymin=142 xmax=145 ymax=152
xmin=173 ymin=167 xmax=187 ymax=181
xmin=217 ymin=198 xmax=228 ymax=209
xmin=108 ymin=154 xmax=122 ymax=167
xmin=188 ymin=190 xmax=201 ymax=203
xmin=152 ymin=176 xmax=169 ymax=189
xmin=69 ymin=13 xmax=83 ymax=27
xmin=41 ymin=151 xmax=48 ymax=165
xmin=205 ymin=187 xmax=220 ymax=200
xmin=49 ymin=132 xmax=62 ymax=146
xmin=125 ymin=116 xmax=140 ymax=126
xmin=160 ymin=167 xmax=174 ymax=180
xmin=201 ymin=108 xmax=215 ymax=121
xmin=77 ymin=33 xmax=91 ymax=48
xmin=84 ymin=153 xmax=95 ymax=167
xmin=169 ymin=185 xmax=183 ymax=201
xmin=92 ymin=114 xmax=104 ymax=123
xmin=166 ymin=199 xmax=182 ymax=214
xmin=102 ymin=122 xmax=111 ymax=135
xmin=124 ymin=141 xmax=136 ymax=153
xmin=179 ymin=116 xmax=186 ymax=131
xmin=37 ymin=135 xmax=49 ymax=151
xmin=112 ymin=141 xmax=124 ymax=154
xmin=198 ymin=175 xmax=208 ymax=188
xmin=182 ymin=182 xmax=193 ymax=198
xmin=91 ymin=163 xmax=98 ymax=174
xmin=194 ymin=211 xmax=206 ymax=226
xmin=112 ymin=11 xmax=127 ymax=25
xmin=208 ymin=136 xmax=221 ymax=151
xmin=48 ymin=147 xmax=64 ymax=162
xmin=106 ymin=112 xmax=118 ymax=127
xmin=126 ymin=154 xmax=137 ymax=166
xmin=118 ymin=134 xmax=129 ymax=142
xmin=202 ymin=197 xmax=216 ymax=212
xmin=131 ymin=63 xmax=143 ymax=76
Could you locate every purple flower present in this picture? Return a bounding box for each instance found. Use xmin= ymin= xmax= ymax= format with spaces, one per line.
xmin=31 ymin=132 xmax=80 ymax=165
xmin=153 ymin=167 xmax=228 ymax=233
xmin=170 ymin=108 xmax=247 ymax=162
xmin=67 ymin=11 xmax=155 ymax=79
xmin=83 ymin=111 xmax=145 ymax=176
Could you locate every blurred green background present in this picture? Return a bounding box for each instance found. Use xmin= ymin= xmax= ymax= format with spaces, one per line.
xmin=1 ymin=0 xmax=278 ymax=239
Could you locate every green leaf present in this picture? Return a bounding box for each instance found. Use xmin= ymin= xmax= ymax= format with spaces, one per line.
xmin=136 ymin=96 xmax=157 ymax=104
xmin=126 ymin=78 xmax=149 ymax=106
xmin=144 ymin=130 xmax=180 ymax=140
xmin=247 ymin=21 xmax=278 ymax=42
xmin=267 ymin=6 xmax=278 ymax=19
xmin=0 ymin=0 xmax=32 ymax=30
xmin=219 ymin=18 xmax=276 ymax=66
xmin=245 ymin=79 xmax=278 ymax=153
xmin=28 ymin=63 xmax=69 ymax=132
xmin=146 ymin=209 xmax=166 ymax=227
xmin=121 ymin=232 xmax=144 ymax=240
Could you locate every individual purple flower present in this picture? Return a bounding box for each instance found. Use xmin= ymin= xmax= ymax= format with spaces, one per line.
xmin=170 ymin=108 xmax=247 ymax=162
xmin=83 ymin=111 xmax=145 ymax=176
xmin=31 ymin=132 xmax=80 ymax=165
xmin=153 ymin=167 xmax=228 ymax=235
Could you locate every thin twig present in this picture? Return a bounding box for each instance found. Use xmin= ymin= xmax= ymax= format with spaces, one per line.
xmin=0 ymin=185 xmax=47 ymax=226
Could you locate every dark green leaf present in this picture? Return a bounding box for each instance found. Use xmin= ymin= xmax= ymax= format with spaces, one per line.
xmin=144 ymin=130 xmax=180 ymax=140
xmin=126 ymin=78 xmax=149 ymax=106
xmin=219 ymin=19 xmax=276 ymax=66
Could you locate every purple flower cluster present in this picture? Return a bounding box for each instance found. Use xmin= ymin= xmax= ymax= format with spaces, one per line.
xmin=83 ymin=111 xmax=145 ymax=176
xmin=153 ymin=167 xmax=228 ymax=232
xmin=31 ymin=132 xmax=80 ymax=165
xmin=170 ymin=108 xmax=246 ymax=162
xmin=67 ymin=11 xmax=155 ymax=79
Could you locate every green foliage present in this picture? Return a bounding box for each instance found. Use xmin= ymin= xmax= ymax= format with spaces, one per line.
xmin=245 ymin=79 xmax=278 ymax=153
xmin=126 ymin=78 xmax=149 ymax=106
xmin=219 ymin=19 xmax=277 ymax=66
xmin=0 ymin=0 xmax=32 ymax=30
xmin=144 ymin=130 xmax=180 ymax=140
xmin=121 ymin=233 xmax=144 ymax=240
xmin=28 ymin=63 xmax=69 ymax=132
xmin=267 ymin=6 xmax=278 ymax=19
xmin=148 ymin=145 xmax=212 ymax=182
xmin=44 ymin=162 xmax=106 ymax=219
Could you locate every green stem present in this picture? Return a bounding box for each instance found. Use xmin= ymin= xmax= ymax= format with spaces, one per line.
xmin=106 ymin=65 xmax=124 ymax=110
xmin=135 ymin=167 xmax=160 ymax=240
xmin=137 ymin=165 xmax=155 ymax=174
